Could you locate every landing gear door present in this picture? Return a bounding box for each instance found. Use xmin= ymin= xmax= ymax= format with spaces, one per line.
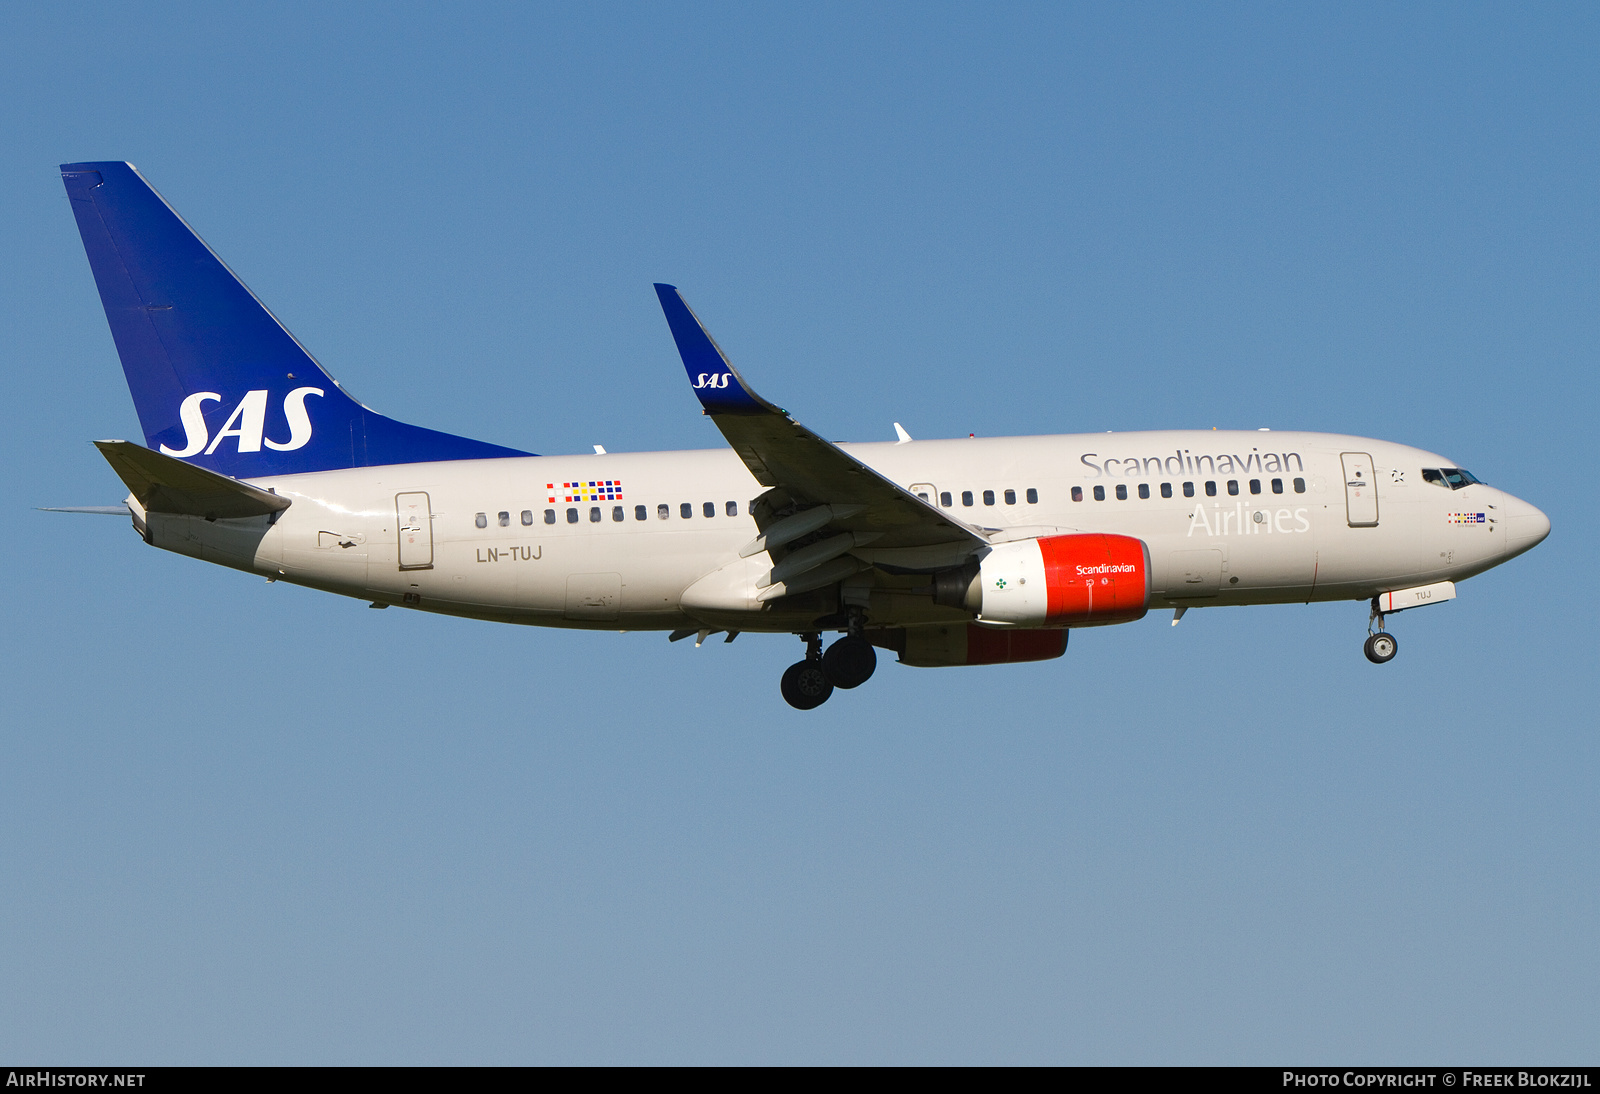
xmin=396 ymin=492 xmax=434 ymax=570
xmin=1341 ymin=452 xmax=1379 ymax=527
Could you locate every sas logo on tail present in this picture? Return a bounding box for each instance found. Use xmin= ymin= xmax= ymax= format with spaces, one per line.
xmin=160 ymin=387 xmax=325 ymax=457
xmin=692 ymin=372 xmax=732 ymax=389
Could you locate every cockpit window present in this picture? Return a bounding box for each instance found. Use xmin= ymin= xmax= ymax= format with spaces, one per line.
xmin=1425 ymin=467 xmax=1482 ymax=490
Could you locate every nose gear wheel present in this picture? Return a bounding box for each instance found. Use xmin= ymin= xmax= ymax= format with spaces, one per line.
xmin=1364 ymin=632 xmax=1398 ymax=664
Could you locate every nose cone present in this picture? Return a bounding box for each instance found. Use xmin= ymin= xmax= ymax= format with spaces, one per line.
xmin=1504 ymin=496 xmax=1551 ymax=557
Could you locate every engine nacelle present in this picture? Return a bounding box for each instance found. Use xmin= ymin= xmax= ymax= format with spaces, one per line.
xmin=976 ymin=533 xmax=1151 ymax=626
xmin=888 ymin=624 xmax=1069 ymax=667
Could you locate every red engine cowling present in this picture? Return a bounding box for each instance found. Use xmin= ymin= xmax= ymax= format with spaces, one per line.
xmin=977 ymin=533 xmax=1151 ymax=627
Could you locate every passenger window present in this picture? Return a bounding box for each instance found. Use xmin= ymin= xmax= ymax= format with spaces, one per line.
xmin=544 ymin=509 xmax=555 ymax=525
xmin=1271 ymin=478 xmax=1283 ymax=494
xmin=657 ymin=503 xmax=670 ymax=520
xmin=635 ymin=505 xmax=647 ymax=521
xmin=1249 ymin=479 xmax=1261 ymax=495
xmin=566 ymin=508 xmax=578 ymax=524
xmin=1138 ymin=483 xmax=1150 ymax=499
xmin=961 ymin=491 xmax=974 ymax=507
xmin=1115 ymin=484 xmax=1127 ymax=500
xmin=1205 ymin=481 xmax=1217 ymax=497
xmin=1093 ymin=485 xmax=1106 ymax=501
xmin=1071 ymin=487 xmax=1083 ymax=502
xmin=940 ymin=491 xmax=953 ymax=507
xmin=680 ymin=503 xmax=692 ymax=519
xmin=613 ymin=506 xmax=624 ymax=522
xmin=982 ymin=490 xmax=995 ymax=506
xmin=521 ymin=510 xmax=533 ymax=526
xmin=1293 ymin=478 xmax=1306 ymax=493
xmin=498 ymin=511 xmax=510 ymax=527
xmin=1183 ymin=482 xmax=1195 ymax=497
xmin=1227 ymin=480 xmax=1239 ymax=496
xmin=1026 ymin=488 xmax=1038 ymax=504
xmin=474 ymin=512 xmax=487 ymax=529
xmin=589 ymin=507 xmax=601 ymax=523
xmin=704 ymin=502 xmax=715 ymax=518
xmin=1160 ymin=483 xmax=1172 ymax=498
xmin=1004 ymin=489 xmax=1016 ymax=505
xmin=726 ymin=501 xmax=738 ymax=516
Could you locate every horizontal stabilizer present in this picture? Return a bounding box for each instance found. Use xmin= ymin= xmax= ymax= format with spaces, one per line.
xmin=38 ymin=505 xmax=130 ymax=515
xmin=94 ymin=440 xmax=291 ymax=519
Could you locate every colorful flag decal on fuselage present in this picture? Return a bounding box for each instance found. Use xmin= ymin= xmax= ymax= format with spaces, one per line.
xmin=549 ymin=481 xmax=623 ymax=503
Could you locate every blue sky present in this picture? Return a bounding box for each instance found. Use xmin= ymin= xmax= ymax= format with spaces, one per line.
xmin=1 ymin=2 xmax=1594 ymax=1063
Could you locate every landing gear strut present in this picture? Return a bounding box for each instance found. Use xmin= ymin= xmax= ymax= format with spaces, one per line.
xmin=1364 ymin=598 xmax=1398 ymax=664
xmin=780 ymin=632 xmax=833 ymax=710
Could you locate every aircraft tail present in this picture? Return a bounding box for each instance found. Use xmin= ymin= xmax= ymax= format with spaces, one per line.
xmin=60 ymin=162 xmax=530 ymax=477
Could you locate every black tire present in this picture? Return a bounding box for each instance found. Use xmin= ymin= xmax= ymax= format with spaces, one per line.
xmin=822 ymin=635 xmax=877 ymax=689
xmin=1364 ymin=632 xmax=1398 ymax=664
xmin=781 ymin=660 xmax=834 ymax=709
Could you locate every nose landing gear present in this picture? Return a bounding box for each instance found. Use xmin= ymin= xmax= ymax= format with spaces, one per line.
xmin=1364 ymin=598 xmax=1399 ymax=664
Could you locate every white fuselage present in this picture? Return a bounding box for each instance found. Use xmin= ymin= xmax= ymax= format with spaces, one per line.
xmin=133 ymin=430 xmax=1548 ymax=632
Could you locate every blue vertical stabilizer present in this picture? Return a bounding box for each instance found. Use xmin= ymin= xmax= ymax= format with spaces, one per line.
xmin=61 ymin=162 xmax=531 ymax=476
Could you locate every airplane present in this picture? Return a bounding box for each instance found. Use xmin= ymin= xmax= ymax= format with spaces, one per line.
xmin=51 ymin=161 xmax=1551 ymax=709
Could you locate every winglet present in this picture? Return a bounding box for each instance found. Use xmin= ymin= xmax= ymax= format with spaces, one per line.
xmin=653 ymin=284 xmax=780 ymax=415
xmin=646 ymin=287 xmax=984 ymax=551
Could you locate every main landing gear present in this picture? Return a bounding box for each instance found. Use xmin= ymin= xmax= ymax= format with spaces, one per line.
xmin=780 ymin=634 xmax=832 ymax=710
xmin=780 ymin=613 xmax=879 ymax=710
xmin=1364 ymin=598 xmax=1399 ymax=665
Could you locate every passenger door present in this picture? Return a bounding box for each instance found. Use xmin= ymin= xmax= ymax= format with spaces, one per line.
xmin=1341 ymin=453 xmax=1379 ymax=527
xmin=396 ymin=492 xmax=434 ymax=570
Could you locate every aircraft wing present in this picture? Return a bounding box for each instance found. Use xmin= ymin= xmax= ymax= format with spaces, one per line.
xmin=654 ymin=285 xmax=983 ymax=553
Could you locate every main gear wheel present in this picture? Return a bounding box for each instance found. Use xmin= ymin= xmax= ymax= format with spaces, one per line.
xmin=780 ymin=660 xmax=834 ymax=709
xmin=822 ymin=635 xmax=877 ymax=689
